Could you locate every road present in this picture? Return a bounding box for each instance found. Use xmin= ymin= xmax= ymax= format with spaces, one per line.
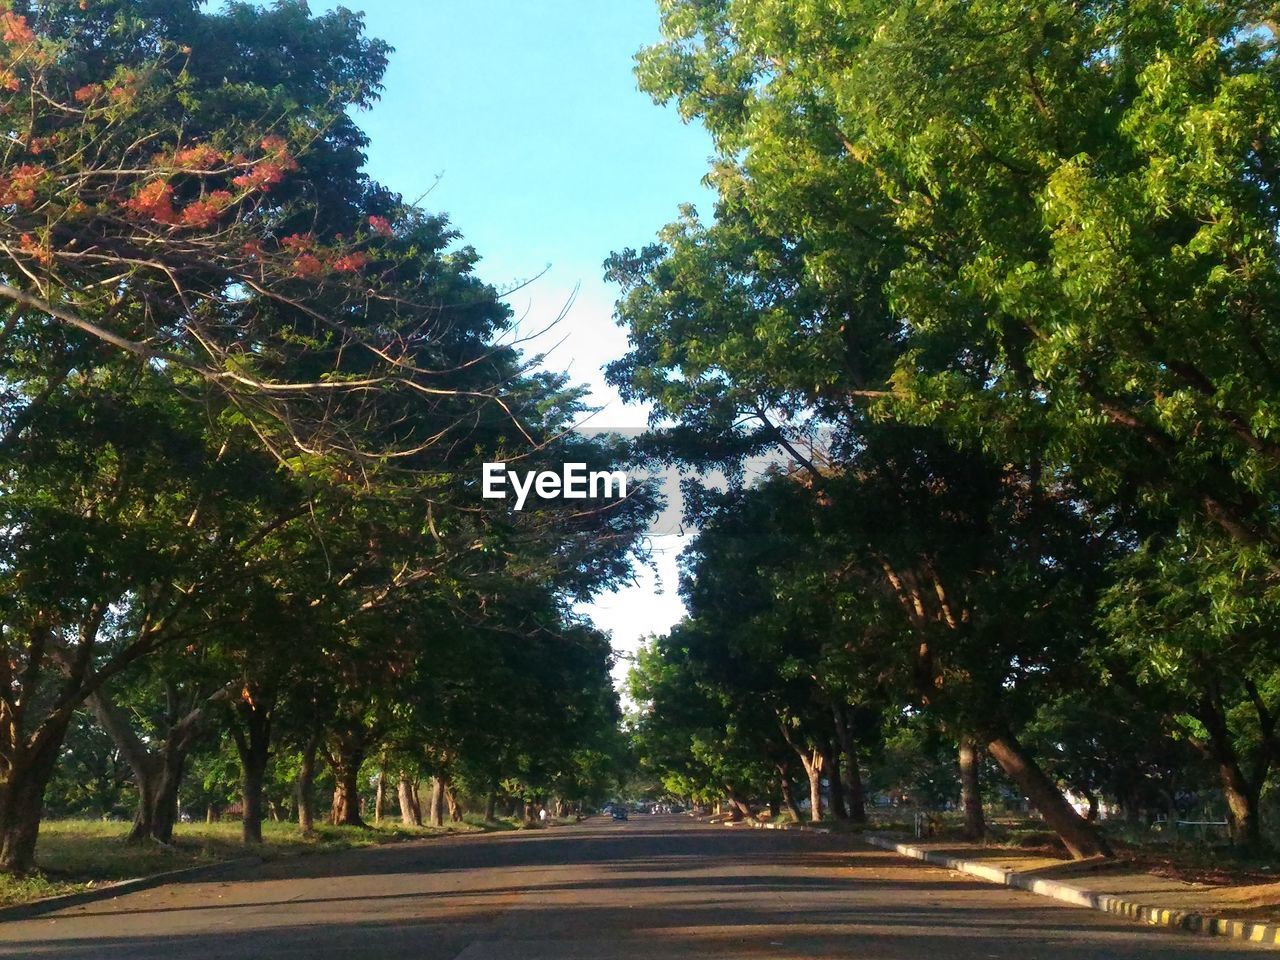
xmin=0 ymin=815 xmax=1266 ymax=958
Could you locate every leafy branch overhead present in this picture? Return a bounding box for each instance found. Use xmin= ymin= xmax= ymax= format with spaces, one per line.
xmin=0 ymin=0 xmax=532 ymax=465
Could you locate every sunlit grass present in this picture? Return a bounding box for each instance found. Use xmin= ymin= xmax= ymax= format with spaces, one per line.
xmin=0 ymin=816 xmax=488 ymax=907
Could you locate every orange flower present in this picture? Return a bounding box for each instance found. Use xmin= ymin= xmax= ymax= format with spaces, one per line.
xmin=333 ymin=251 xmax=369 ymax=273
xmin=1 ymin=12 xmax=35 ymax=46
xmin=1 ymin=164 xmax=46 ymax=207
xmin=232 ymin=159 xmax=290 ymax=192
xmin=123 ymin=179 xmax=177 ymax=223
xmin=73 ymin=83 xmax=101 ymax=103
xmin=178 ymin=189 xmax=233 ymax=227
xmin=105 ymin=69 xmax=144 ymax=103
xmin=259 ymin=134 xmax=289 ymax=155
xmin=290 ymin=252 xmax=326 ymax=278
xmin=173 ymin=143 xmax=222 ymax=170
xmin=368 ymin=214 xmax=392 ymax=237
xmin=18 ymin=232 xmax=50 ymax=264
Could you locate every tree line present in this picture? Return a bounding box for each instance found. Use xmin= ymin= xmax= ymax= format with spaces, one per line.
xmin=0 ymin=1 xmax=650 ymax=874
xmin=617 ymin=0 xmax=1280 ymax=859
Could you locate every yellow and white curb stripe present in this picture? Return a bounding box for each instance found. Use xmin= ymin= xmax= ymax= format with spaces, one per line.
xmin=863 ymin=834 xmax=1280 ymax=949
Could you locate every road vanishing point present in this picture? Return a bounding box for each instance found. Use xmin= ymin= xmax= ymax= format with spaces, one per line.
xmin=1 ymin=815 xmax=1266 ymax=958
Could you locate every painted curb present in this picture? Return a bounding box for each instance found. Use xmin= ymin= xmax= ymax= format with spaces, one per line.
xmin=863 ymin=834 xmax=1280 ymax=949
xmin=0 ymin=855 xmax=263 ymax=923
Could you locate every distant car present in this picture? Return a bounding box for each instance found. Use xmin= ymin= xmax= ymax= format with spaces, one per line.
xmin=611 ymin=808 xmax=628 ymax=821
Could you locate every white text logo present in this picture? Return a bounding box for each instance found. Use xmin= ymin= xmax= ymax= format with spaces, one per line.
xmin=482 ymin=462 xmax=628 ymax=511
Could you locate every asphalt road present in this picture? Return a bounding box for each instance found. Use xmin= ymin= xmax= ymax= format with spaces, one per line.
xmin=0 ymin=815 xmax=1267 ymax=959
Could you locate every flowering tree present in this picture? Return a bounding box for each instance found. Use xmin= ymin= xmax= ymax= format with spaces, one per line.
xmin=0 ymin=0 xmax=522 ymax=463
xmin=0 ymin=0 xmax=533 ymax=872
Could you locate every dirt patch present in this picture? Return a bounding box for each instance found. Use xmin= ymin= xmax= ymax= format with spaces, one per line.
xmin=1122 ymin=851 xmax=1279 ymax=889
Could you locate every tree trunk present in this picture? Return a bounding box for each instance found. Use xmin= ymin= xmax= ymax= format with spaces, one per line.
xmin=444 ymin=781 xmax=461 ymax=822
xmin=1084 ymin=790 xmax=1100 ymax=823
xmin=484 ymin=791 xmax=497 ymax=822
xmin=959 ymin=735 xmax=986 ymax=840
xmin=231 ymin=699 xmax=272 ymax=846
xmin=823 ymin=743 xmax=848 ymax=819
xmin=151 ymin=754 xmax=184 ymax=843
xmin=844 ymin=754 xmax=867 ymax=824
xmin=374 ymin=764 xmax=387 ymax=825
xmin=725 ymin=792 xmax=752 ymax=821
xmin=987 ymin=729 xmax=1111 ymax=859
xmin=1219 ymin=768 xmax=1261 ymax=846
xmin=777 ymin=764 xmax=803 ymax=822
xmin=87 ymin=683 xmax=202 ymax=844
xmin=0 ymin=724 xmax=68 ymax=874
xmin=328 ymin=735 xmax=366 ymax=827
xmin=122 ymin=755 xmax=186 ymax=843
xmin=330 ymin=769 xmax=364 ymax=827
xmin=797 ymin=748 xmax=824 ymax=823
xmin=398 ymin=773 xmax=422 ymax=826
xmin=296 ymin=733 xmax=319 ymax=836
xmin=410 ymin=778 xmax=423 ymax=823
xmin=127 ymin=765 xmax=161 ymax=843
xmin=832 ymin=704 xmax=866 ymax=823
xmin=240 ymin=750 xmax=267 ymax=845
xmin=1194 ymin=691 xmax=1266 ymax=847
xmin=428 ymin=776 xmax=445 ymax=828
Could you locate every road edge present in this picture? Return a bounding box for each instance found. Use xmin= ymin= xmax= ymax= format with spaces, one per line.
xmin=862 ymin=834 xmax=1280 ymax=950
xmin=0 ymin=856 xmax=263 ymax=923
xmin=0 ymin=816 xmax=586 ymax=924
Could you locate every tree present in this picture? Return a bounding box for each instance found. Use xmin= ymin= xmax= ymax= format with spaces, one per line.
xmin=627 ymin=442 xmax=1115 ymax=854
xmin=632 ymin=0 xmax=1280 ymax=562
xmin=604 ymin=0 xmax=1280 ymax=857
xmin=0 ymin=0 xmax=607 ymax=872
xmin=628 ymin=632 xmax=777 ymax=815
xmin=1100 ymin=526 xmax=1280 ymax=845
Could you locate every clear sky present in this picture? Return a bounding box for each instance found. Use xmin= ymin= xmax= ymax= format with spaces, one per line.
xmin=312 ymin=0 xmax=712 ymax=681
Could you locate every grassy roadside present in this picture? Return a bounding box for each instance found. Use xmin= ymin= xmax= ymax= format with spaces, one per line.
xmin=0 ymin=815 xmax=516 ymax=907
xmin=729 ymin=809 xmax=1280 ymax=883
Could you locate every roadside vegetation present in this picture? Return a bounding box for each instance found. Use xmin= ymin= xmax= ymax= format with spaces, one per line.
xmin=0 ymin=0 xmax=645 ymax=890
xmin=0 ymin=816 xmax=510 ymax=907
xmin=619 ymin=0 xmax=1280 ymax=866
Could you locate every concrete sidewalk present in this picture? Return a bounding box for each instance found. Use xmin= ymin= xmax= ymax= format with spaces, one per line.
xmin=864 ymin=834 xmax=1280 ymax=948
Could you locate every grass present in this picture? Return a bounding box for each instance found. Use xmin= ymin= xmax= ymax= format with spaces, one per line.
xmin=0 ymin=816 xmax=496 ymax=907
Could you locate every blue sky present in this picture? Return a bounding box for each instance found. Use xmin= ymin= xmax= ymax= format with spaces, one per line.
xmin=312 ymin=0 xmax=712 ymax=677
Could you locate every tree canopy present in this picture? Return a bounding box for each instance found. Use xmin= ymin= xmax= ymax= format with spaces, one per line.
xmin=618 ymin=0 xmax=1280 ymax=857
xmin=0 ymin=0 xmax=650 ymax=874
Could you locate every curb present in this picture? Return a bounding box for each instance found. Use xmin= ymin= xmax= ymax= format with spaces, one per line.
xmin=863 ymin=834 xmax=1280 ymax=949
xmin=0 ymin=856 xmax=263 ymax=923
xmin=739 ymin=820 xmax=831 ymax=833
